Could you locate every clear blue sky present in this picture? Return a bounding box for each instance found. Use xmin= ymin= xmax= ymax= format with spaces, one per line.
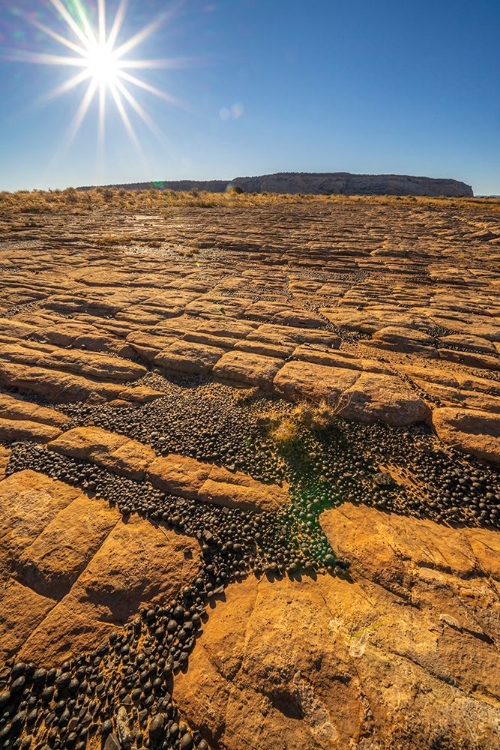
xmin=0 ymin=0 xmax=499 ymax=194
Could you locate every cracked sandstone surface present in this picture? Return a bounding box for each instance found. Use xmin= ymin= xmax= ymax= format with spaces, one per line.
xmin=0 ymin=191 xmax=499 ymax=749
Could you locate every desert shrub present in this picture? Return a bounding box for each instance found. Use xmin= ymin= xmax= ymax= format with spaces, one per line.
xmin=292 ymin=399 xmax=338 ymax=431
xmin=270 ymin=418 xmax=299 ymax=446
xmin=256 ymin=407 xmax=300 ymax=449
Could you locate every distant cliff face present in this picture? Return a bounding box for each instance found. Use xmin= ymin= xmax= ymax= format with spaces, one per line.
xmin=229 ymin=172 xmax=473 ymax=197
xmin=78 ymin=172 xmax=473 ymax=197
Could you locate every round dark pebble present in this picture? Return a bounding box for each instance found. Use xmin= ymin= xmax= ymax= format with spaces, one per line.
xmin=10 ymin=676 xmax=26 ymax=693
xmin=180 ymin=732 xmax=194 ymax=749
xmin=101 ymin=719 xmax=113 ymax=735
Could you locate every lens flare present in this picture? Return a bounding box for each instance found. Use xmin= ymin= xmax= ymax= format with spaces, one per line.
xmin=6 ymin=0 xmax=190 ymax=152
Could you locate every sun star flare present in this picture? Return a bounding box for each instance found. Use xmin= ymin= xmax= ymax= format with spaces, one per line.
xmin=10 ymin=0 xmax=185 ymax=152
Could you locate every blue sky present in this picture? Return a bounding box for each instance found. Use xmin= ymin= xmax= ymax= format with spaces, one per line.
xmin=0 ymin=0 xmax=499 ymax=194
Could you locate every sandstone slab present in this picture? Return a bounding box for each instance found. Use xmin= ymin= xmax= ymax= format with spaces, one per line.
xmin=249 ymin=323 xmax=340 ymax=348
xmin=0 ymin=469 xmax=81 ymax=557
xmin=0 ymin=361 xmax=124 ymax=402
xmin=291 ymin=344 xmax=394 ymax=374
xmin=371 ymin=325 xmax=435 ymax=351
xmin=0 ymin=392 xmax=71 ymax=427
xmin=213 ymin=350 xmax=284 ymax=390
xmin=199 ymin=466 xmax=288 ymax=513
xmin=14 ymin=493 xmax=117 ymax=599
xmin=0 ymin=341 xmax=146 ymax=381
xmin=0 ymin=577 xmax=54 ymax=665
xmin=339 ymin=372 xmax=431 ymax=426
xmin=438 ymin=333 xmax=497 ymax=353
xmin=0 ymin=445 xmax=10 ymax=480
xmin=273 ymin=361 xmax=359 ymax=402
xmin=438 ymin=348 xmax=500 ymax=371
xmin=18 ymin=513 xmax=200 ymax=665
xmin=48 ymin=426 xmax=156 ymax=480
xmin=154 ymin=340 xmax=225 ymax=374
xmin=0 ymin=417 xmax=63 ymax=443
xmin=148 ymin=454 xmax=212 ymax=498
xmin=245 ymin=301 xmax=326 ymax=328
xmin=432 ymin=408 xmax=500 ymax=464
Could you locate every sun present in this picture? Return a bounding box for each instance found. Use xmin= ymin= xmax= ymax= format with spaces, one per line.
xmin=7 ymin=0 xmax=186 ymax=150
xmin=84 ymin=42 xmax=120 ymax=87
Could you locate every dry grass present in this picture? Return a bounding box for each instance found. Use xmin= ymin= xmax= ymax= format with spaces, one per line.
xmin=269 ymin=417 xmax=300 ymax=447
xmin=292 ymin=399 xmax=339 ymax=431
xmin=257 ymin=398 xmax=339 ymax=450
xmin=1 ymin=187 xmax=498 ymax=218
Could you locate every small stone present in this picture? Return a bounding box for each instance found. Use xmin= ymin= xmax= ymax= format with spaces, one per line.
xmin=103 ymin=735 xmax=121 ymax=750
xmin=11 ymin=676 xmax=26 ymax=693
xmin=149 ymin=713 xmax=165 ymax=740
xmin=101 ymin=719 xmax=113 ymax=736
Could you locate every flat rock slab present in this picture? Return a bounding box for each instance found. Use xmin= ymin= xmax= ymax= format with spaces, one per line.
xmin=0 ymin=392 xmax=71 ymax=427
xmin=245 ymin=301 xmax=326 ymax=328
xmin=0 ymin=445 xmax=10 ymax=480
xmin=0 ymin=417 xmax=63 ymax=443
xmin=18 ymin=513 xmax=200 ymax=665
xmin=213 ymin=350 xmax=285 ymax=390
xmin=148 ymin=454 xmax=288 ymax=512
xmin=199 ymin=466 xmax=288 ymax=513
xmin=339 ymin=372 xmax=431 ymax=426
xmin=438 ymin=333 xmax=497 ymax=353
xmin=438 ymin=348 xmax=500 ymax=371
xmin=0 ymin=470 xmax=200 ymax=665
xmin=432 ymin=408 xmax=500 ymax=464
xmin=0 ymin=361 xmax=160 ymax=404
xmin=274 ymin=361 xmax=360 ymax=402
xmin=291 ymin=344 xmax=394 ymax=375
xmin=48 ymin=426 xmax=156 ymax=480
xmin=14 ymin=492 xmax=118 ymax=599
xmin=0 ymin=340 xmax=146 ymax=382
xmin=148 ymin=454 xmax=212 ymax=499
xmin=0 ymin=469 xmax=82 ymax=556
xmin=176 ymin=504 xmax=500 ymax=750
xmin=0 ymin=577 xmax=54 ymax=665
xmin=154 ymin=340 xmax=225 ymax=374
xmin=372 ymin=325 xmax=435 ymax=349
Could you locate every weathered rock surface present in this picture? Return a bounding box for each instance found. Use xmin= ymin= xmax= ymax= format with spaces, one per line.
xmin=48 ymin=426 xmax=156 ymax=480
xmin=0 ymin=393 xmax=71 ymax=427
xmin=0 ymin=445 xmax=10 ymax=480
xmin=213 ymin=350 xmax=285 ymax=390
xmin=0 ymin=470 xmax=200 ymax=665
xmin=1 ymin=195 xmax=499 ymax=443
xmin=148 ymin=454 xmax=288 ymax=512
xmin=175 ymin=504 xmax=500 ymax=749
xmin=1 ymin=192 xmax=499 ymax=748
xmin=0 ymin=418 xmax=63 ymax=443
xmin=432 ymin=408 xmax=500 ymax=465
xmin=198 ymin=466 xmax=288 ymax=513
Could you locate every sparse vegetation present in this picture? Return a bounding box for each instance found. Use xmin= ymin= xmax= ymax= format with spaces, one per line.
xmin=0 ymin=187 xmax=498 ymax=220
xmin=292 ymin=398 xmax=339 ymax=431
xmin=270 ymin=417 xmax=300 ymax=447
xmin=257 ymin=398 xmax=340 ymax=453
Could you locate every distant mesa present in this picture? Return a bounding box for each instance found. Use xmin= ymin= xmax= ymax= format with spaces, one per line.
xmin=229 ymin=172 xmax=474 ymax=197
xmin=78 ymin=172 xmax=473 ymax=197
